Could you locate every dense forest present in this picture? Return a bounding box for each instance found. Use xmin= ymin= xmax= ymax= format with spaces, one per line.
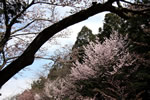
xmin=0 ymin=0 xmax=150 ymax=100
xmin=13 ymin=11 xmax=150 ymax=100
xmin=1 ymin=0 xmax=150 ymax=88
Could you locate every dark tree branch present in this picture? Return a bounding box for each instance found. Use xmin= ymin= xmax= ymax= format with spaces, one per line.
xmin=120 ymin=0 xmax=150 ymax=7
xmin=105 ymin=0 xmax=117 ymax=5
xmin=0 ymin=50 xmax=6 ymax=70
xmin=108 ymin=6 xmax=129 ymax=19
xmin=0 ymin=0 xmax=35 ymax=53
xmin=11 ymin=20 xmax=35 ymax=34
xmin=2 ymin=0 xmax=8 ymax=26
xmin=117 ymin=0 xmax=122 ymax=8
xmin=0 ymin=25 xmax=11 ymax=53
xmin=11 ymin=18 xmax=53 ymax=36
xmin=9 ymin=0 xmax=35 ymax=27
xmin=120 ymin=7 xmax=150 ymax=17
xmin=0 ymin=1 xmax=10 ymax=53
xmin=11 ymin=32 xmax=37 ymax=37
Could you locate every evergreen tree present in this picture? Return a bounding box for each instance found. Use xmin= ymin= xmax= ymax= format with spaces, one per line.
xmin=73 ymin=26 xmax=96 ymax=49
xmin=98 ymin=13 xmax=126 ymax=40
xmin=72 ymin=26 xmax=96 ymax=63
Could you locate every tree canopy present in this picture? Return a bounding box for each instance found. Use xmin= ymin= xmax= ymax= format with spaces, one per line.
xmin=5 ymin=4 xmax=150 ymax=98
xmin=0 ymin=0 xmax=150 ymax=89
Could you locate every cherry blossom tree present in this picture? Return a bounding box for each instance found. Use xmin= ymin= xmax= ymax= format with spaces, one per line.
xmin=16 ymin=90 xmax=35 ymax=100
xmin=69 ymin=33 xmax=132 ymax=99
xmin=43 ymin=32 xmax=146 ymax=99
xmin=40 ymin=33 xmax=132 ymax=99
xmin=69 ymin=32 xmax=150 ymax=99
xmin=71 ymin=32 xmax=130 ymax=80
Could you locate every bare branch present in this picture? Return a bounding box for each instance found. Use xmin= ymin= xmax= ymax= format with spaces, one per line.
xmin=120 ymin=7 xmax=150 ymax=16
xmin=0 ymin=0 xmax=35 ymax=53
xmin=0 ymin=50 xmax=6 ymax=70
xmin=35 ymin=56 xmax=55 ymax=61
xmin=11 ymin=18 xmax=54 ymax=35
xmin=11 ymin=32 xmax=37 ymax=37
xmin=120 ymin=0 xmax=150 ymax=7
xmin=2 ymin=0 xmax=8 ymax=26
xmin=35 ymin=2 xmax=63 ymax=6
xmin=9 ymin=0 xmax=35 ymax=27
xmin=34 ymin=1 xmax=78 ymax=8
xmin=11 ymin=20 xmax=35 ymax=34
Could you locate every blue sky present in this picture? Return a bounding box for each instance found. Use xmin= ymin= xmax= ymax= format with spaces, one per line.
xmin=0 ymin=11 xmax=106 ymax=99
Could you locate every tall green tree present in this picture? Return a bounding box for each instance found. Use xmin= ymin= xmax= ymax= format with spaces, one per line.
xmin=73 ymin=26 xmax=95 ymax=48
xmin=72 ymin=26 xmax=95 ymax=63
xmin=98 ymin=13 xmax=126 ymax=40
